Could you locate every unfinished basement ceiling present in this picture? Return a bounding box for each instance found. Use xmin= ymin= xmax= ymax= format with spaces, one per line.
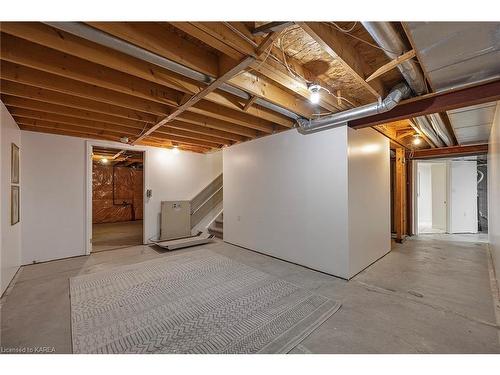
xmin=0 ymin=21 xmax=424 ymax=152
xmin=405 ymin=22 xmax=500 ymax=145
xmin=1 ymin=21 xmax=498 ymax=152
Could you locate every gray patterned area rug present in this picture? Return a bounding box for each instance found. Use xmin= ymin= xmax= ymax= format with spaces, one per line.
xmin=70 ymin=249 xmax=341 ymax=354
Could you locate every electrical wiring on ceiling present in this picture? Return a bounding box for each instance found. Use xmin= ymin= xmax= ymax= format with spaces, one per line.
xmin=329 ymin=22 xmax=400 ymax=55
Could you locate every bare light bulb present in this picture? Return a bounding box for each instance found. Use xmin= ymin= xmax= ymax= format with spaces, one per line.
xmin=101 ymin=157 xmax=109 ymax=164
xmin=310 ymin=91 xmax=320 ymax=104
xmin=413 ymin=135 xmax=422 ymax=145
xmin=172 ymin=146 xmax=180 ymax=154
xmin=308 ymin=84 xmax=322 ymax=105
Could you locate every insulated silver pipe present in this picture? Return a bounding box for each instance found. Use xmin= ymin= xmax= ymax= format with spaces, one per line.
xmin=413 ymin=116 xmax=445 ymax=147
xmin=296 ymin=83 xmax=411 ymax=134
xmin=45 ymin=22 xmax=300 ymax=121
xmin=428 ymin=113 xmax=453 ymax=147
xmin=361 ymin=22 xmax=427 ymax=95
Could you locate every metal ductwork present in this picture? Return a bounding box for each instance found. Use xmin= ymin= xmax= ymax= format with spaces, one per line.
xmin=361 ymin=22 xmax=427 ymax=95
xmin=413 ymin=116 xmax=445 ymax=147
xmin=427 ymin=113 xmax=453 ymax=146
xmin=44 ymin=22 xmax=300 ymax=121
xmin=297 ymin=83 xmax=411 ymax=134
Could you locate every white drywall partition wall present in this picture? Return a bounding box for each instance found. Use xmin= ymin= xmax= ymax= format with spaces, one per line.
xmin=20 ymin=131 xmax=222 ymax=264
xmin=223 ymin=127 xmax=350 ymax=277
xmin=449 ymin=160 xmax=478 ymax=233
xmin=1 ymin=102 xmax=21 ymax=295
xmin=223 ymin=126 xmax=391 ymax=279
xmin=417 ymin=163 xmax=433 ymax=232
xmin=21 ymin=131 xmax=88 ymax=264
xmin=488 ymin=102 xmax=500 ymax=291
xmin=431 ymin=163 xmax=447 ymax=232
xmin=347 ymin=127 xmax=390 ymax=278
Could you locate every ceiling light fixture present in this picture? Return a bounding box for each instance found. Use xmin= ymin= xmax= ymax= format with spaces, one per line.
xmin=172 ymin=145 xmax=180 ymax=154
xmin=101 ymin=157 xmax=109 ymax=164
xmin=308 ymin=84 xmax=322 ymax=105
xmin=413 ymin=134 xmax=422 ymax=145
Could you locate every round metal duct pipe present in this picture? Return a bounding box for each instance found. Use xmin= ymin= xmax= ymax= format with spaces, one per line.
xmin=296 ymin=83 xmax=411 ymax=134
xmin=361 ymin=22 xmax=427 ymax=95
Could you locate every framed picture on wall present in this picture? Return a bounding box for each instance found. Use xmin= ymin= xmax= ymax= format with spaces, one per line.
xmin=11 ymin=143 xmax=20 ymax=184
xmin=11 ymin=185 xmax=20 ymax=225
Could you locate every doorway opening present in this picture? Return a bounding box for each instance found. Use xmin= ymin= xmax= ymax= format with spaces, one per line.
xmin=414 ymin=157 xmax=487 ymax=239
xmin=417 ymin=162 xmax=447 ymax=234
xmin=91 ymin=146 xmax=144 ymax=252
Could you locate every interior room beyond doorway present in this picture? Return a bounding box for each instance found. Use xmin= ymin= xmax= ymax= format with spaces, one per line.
xmin=416 ymin=157 xmax=484 ymax=236
xmin=91 ymin=146 xmax=144 ymax=252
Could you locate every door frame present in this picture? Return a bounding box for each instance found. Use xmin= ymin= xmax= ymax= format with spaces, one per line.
xmin=85 ymin=140 xmax=147 ymax=255
xmin=413 ymin=160 xmax=451 ymax=235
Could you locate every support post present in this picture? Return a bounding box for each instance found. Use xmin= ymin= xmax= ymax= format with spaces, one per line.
xmin=395 ymin=148 xmax=406 ymax=243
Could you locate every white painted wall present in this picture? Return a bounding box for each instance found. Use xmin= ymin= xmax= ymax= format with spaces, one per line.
xmin=143 ymin=147 xmax=222 ymax=242
xmin=449 ymin=161 xmax=478 ymax=233
xmin=223 ymin=127 xmax=350 ymax=277
xmin=431 ymin=163 xmax=447 ymax=232
xmin=347 ymin=127 xmax=390 ymax=277
xmin=20 ymin=131 xmax=222 ymax=264
xmin=223 ymin=126 xmax=390 ymax=279
xmin=21 ymin=131 xmax=87 ymax=264
xmin=417 ymin=163 xmax=433 ymax=231
xmin=489 ymin=102 xmax=500 ymax=291
xmin=1 ymin=102 xmax=21 ymax=295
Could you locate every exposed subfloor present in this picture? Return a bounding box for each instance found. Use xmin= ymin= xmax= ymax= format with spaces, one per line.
xmin=92 ymin=220 xmax=143 ymax=253
xmin=1 ymin=235 xmax=499 ymax=353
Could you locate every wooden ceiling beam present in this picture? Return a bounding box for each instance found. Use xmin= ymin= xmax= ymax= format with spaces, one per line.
xmin=133 ymin=32 xmax=282 ymax=143
xmin=14 ymin=117 xmax=219 ymax=149
xmin=189 ymin=100 xmax=276 ymax=134
xmin=0 ymin=82 xmax=257 ymax=140
xmin=176 ymin=112 xmax=259 ymax=138
xmin=410 ymin=144 xmax=488 ymax=159
xmin=1 ymin=95 xmax=153 ymax=129
xmin=252 ymin=22 xmax=294 ymax=36
xmin=1 ymin=23 xmax=293 ymax=127
xmin=170 ymin=22 xmax=323 ymax=117
xmin=350 ymin=79 xmax=500 ymax=128
xmin=298 ymin=22 xmax=385 ymax=99
xmin=365 ymin=50 xmax=416 ymax=83
xmin=165 ymin=120 xmax=247 ymax=142
xmin=1 ymin=62 xmax=272 ymax=133
xmin=187 ymin=22 xmax=352 ymax=113
xmin=18 ymin=124 xmax=208 ymax=153
xmin=3 ymin=95 xmax=243 ymax=142
xmin=1 ymin=61 xmax=171 ymax=116
xmin=79 ymin=22 xmax=308 ymax=119
xmin=8 ymin=107 xmax=231 ymax=146
xmin=0 ymin=33 xmax=183 ymax=107
xmin=0 ymin=80 xmax=158 ymax=123
xmin=86 ymin=22 xmax=219 ymax=77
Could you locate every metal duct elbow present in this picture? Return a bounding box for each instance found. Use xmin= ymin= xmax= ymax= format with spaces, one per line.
xmin=297 ymin=83 xmax=411 ymax=134
xmin=361 ymin=22 xmax=427 ymax=95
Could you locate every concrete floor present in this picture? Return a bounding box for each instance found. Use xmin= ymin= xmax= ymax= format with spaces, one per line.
xmin=92 ymin=220 xmax=143 ymax=252
xmin=1 ymin=235 xmax=499 ymax=353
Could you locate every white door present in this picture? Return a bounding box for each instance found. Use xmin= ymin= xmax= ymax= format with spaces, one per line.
xmin=449 ymin=161 xmax=478 ymax=233
xmin=431 ymin=163 xmax=447 ymax=232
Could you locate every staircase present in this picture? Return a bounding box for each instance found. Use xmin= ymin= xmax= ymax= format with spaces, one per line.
xmin=208 ymin=212 xmax=223 ymax=239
